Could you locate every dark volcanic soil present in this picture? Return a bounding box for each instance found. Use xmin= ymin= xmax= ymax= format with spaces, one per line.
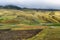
xmin=0 ymin=29 xmax=42 ymax=40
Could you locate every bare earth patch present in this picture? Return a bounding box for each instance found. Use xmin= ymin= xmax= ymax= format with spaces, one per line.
xmin=0 ymin=29 xmax=42 ymax=40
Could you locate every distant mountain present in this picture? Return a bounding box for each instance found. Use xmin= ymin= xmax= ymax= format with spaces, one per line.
xmin=0 ymin=5 xmax=22 ymax=10
xmin=0 ymin=5 xmax=60 ymax=11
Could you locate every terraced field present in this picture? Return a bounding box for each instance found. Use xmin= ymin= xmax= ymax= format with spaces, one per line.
xmin=0 ymin=9 xmax=60 ymax=40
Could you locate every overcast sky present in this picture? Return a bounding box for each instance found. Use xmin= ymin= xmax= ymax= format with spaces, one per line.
xmin=0 ymin=0 xmax=60 ymax=9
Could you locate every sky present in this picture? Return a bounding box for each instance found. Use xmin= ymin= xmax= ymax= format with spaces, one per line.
xmin=0 ymin=0 xmax=60 ymax=9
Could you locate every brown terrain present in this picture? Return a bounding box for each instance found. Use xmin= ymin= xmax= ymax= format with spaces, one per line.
xmin=0 ymin=26 xmax=47 ymax=40
xmin=0 ymin=29 xmax=42 ymax=40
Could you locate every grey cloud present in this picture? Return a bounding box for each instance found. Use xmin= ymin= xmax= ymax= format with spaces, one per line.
xmin=0 ymin=0 xmax=60 ymax=9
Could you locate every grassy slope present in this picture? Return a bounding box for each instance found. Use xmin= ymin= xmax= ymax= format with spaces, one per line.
xmin=0 ymin=9 xmax=59 ymax=23
xmin=0 ymin=9 xmax=60 ymax=30
xmin=44 ymin=27 xmax=60 ymax=40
